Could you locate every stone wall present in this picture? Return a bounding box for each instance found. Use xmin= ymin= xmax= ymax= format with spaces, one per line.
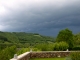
xmin=10 ymin=51 xmax=78 ymax=60
xmin=30 ymin=51 xmax=70 ymax=58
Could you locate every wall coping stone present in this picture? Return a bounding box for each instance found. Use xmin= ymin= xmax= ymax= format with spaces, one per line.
xmin=31 ymin=51 xmax=79 ymax=53
xmin=10 ymin=52 xmax=30 ymax=60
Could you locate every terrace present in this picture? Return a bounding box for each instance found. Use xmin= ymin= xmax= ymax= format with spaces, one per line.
xmin=10 ymin=50 xmax=72 ymax=60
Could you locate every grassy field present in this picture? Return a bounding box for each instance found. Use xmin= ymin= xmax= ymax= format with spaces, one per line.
xmin=30 ymin=58 xmax=65 ymax=60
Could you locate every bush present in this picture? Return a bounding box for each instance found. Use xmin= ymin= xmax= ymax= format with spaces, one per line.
xmin=36 ymin=43 xmax=48 ymax=51
xmin=35 ymin=43 xmax=55 ymax=51
xmin=47 ymin=43 xmax=55 ymax=51
xmin=72 ymin=46 xmax=80 ymax=50
xmin=17 ymin=48 xmax=30 ymax=55
xmin=32 ymin=48 xmax=41 ymax=51
xmin=0 ymin=45 xmax=17 ymax=60
xmin=70 ymin=52 xmax=80 ymax=60
xmin=17 ymin=47 xmax=41 ymax=55
xmin=35 ymin=42 xmax=69 ymax=51
xmin=54 ymin=42 xmax=69 ymax=51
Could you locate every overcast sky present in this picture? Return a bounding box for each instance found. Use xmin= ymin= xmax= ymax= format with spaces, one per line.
xmin=0 ymin=0 xmax=80 ymax=36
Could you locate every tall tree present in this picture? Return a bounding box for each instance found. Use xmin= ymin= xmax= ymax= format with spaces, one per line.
xmin=56 ymin=28 xmax=73 ymax=49
xmin=73 ymin=33 xmax=80 ymax=46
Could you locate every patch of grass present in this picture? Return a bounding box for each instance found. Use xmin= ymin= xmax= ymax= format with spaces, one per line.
xmin=30 ymin=58 xmax=65 ymax=60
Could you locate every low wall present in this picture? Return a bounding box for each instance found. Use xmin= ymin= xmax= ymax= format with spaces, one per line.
xmin=30 ymin=51 xmax=70 ymax=58
xmin=10 ymin=51 xmax=79 ymax=60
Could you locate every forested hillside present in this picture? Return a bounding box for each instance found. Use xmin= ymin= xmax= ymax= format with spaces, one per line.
xmin=0 ymin=28 xmax=80 ymax=60
xmin=0 ymin=31 xmax=55 ymax=49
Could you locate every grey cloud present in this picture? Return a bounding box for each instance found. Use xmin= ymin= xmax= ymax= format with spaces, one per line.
xmin=0 ymin=0 xmax=80 ymax=36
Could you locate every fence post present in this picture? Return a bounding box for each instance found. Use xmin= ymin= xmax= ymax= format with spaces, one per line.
xmin=10 ymin=54 xmax=18 ymax=60
xmin=66 ymin=49 xmax=69 ymax=51
xmin=30 ymin=48 xmax=32 ymax=52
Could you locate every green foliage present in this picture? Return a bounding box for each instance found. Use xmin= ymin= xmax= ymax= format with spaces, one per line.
xmin=0 ymin=31 xmax=55 ymax=49
xmin=58 ymin=42 xmax=69 ymax=51
xmin=35 ymin=42 xmax=69 ymax=51
xmin=56 ymin=28 xmax=73 ymax=49
xmin=35 ymin=43 xmax=48 ymax=51
xmin=35 ymin=43 xmax=54 ymax=51
xmin=73 ymin=33 xmax=80 ymax=46
xmin=32 ymin=48 xmax=41 ymax=51
xmin=0 ymin=32 xmax=19 ymax=43
xmin=53 ymin=42 xmax=69 ymax=51
xmin=72 ymin=46 xmax=80 ymax=51
xmin=13 ymin=32 xmax=54 ymax=44
xmin=17 ymin=48 xmax=40 ymax=55
xmin=17 ymin=48 xmax=30 ymax=55
xmin=0 ymin=46 xmax=17 ymax=60
xmin=70 ymin=52 xmax=80 ymax=60
xmin=0 ymin=35 xmax=8 ymax=42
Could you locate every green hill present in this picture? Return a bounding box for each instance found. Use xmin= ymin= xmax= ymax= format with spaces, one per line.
xmin=0 ymin=31 xmax=55 ymax=49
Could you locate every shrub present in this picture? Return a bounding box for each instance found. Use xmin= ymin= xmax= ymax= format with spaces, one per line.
xmin=34 ymin=43 xmax=48 ymax=51
xmin=32 ymin=48 xmax=41 ymax=51
xmin=0 ymin=45 xmax=16 ymax=60
xmin=54 ymin=42 xmax=69 ymax=51
xmin=70 ymin=52 xmax=80 ymax=60
xmin=35 ymin=42 xmax=69 ymax=51
xmin=47 ymin=43 xmax=55 ymax=51
xmin=72 ymin=46 xmax=80 ymax=51
xmin=17 ymin=48 xmax=30 ymax=55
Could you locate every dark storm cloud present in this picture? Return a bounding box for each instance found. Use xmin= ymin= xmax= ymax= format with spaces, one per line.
xmin=0 ymin=0 xmax=80 ymax=36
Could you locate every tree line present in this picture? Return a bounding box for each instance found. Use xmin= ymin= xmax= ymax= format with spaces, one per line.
xmin=0 ymin=31 xmax=55 ymax=49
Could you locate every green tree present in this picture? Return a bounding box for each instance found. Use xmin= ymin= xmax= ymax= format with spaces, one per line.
xmin=35 ymin=43 xmax=48 ymax=51
xmin=73 ymin=33 xmax=80 ymax=46
xmin=0 ymin=45 xmax=16 ymax=60
xmin=56 ymin=28 xmax=73 ymax=49
xmin=53 ymin=42 xmax=69 ymax=51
